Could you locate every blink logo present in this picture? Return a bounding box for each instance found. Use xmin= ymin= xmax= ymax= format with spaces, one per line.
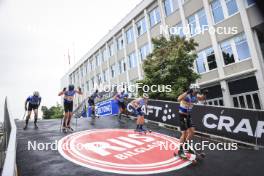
xmin=147 ymin=104 xmax=176 ymax=122
xmin=161 ymin=104 xmax=176 ymax=122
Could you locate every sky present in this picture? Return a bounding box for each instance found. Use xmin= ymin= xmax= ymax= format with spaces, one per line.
xmin=0 ymin=0 xmax=142 ymax=120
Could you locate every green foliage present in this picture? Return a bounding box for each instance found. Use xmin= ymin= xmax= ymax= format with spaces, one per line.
xmin=138 ymin=35 xmax=200 ymax=100
xmin=41 ymin=103 xmax=64 ymax=119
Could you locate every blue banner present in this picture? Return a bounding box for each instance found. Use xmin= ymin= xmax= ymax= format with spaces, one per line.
xmin=82 ymin=99 xmax=119 ymax=117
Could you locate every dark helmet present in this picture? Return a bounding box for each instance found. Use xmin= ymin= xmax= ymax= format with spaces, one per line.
xmin=68 ymin=84 xmax=75 ymax=91
xmin=33 ymin=91 xmax=40 ymax=97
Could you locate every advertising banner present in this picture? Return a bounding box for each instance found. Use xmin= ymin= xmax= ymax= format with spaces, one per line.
xmin=127 ymin=99 xmax=264 ymax=146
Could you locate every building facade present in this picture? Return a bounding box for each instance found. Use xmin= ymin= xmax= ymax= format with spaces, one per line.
xmin=61 ymin=0 xmax=264 ymax=110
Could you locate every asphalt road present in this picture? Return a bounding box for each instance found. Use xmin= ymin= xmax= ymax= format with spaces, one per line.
xmin=16 ymin=116 xmax=264 ymax=176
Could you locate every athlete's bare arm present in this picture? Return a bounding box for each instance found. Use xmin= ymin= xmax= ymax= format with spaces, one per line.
xmin=197 ymin=94 xmax=206 ymax=101
xmin=178 ymin=92 xmax=188 ymax=102
xmin=58 ymin=87 xmax=66 ymax=96
xmin=76 ymin=88 xmax=83 ymax=95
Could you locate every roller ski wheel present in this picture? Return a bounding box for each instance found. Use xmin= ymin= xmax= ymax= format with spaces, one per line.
xmin=173 ymin=151 xmax=187 ymax=159
xmin=67 ymin=126 xmax=74 ymax=132
xmin=34 ymin=123 xmax=38 ymax=129
xmin=62 ymin=127 xmax=67 ymax=133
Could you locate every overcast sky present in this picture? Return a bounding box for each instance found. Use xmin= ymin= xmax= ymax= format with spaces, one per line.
xmin=0 ymin=0 xmax=142 ymax=120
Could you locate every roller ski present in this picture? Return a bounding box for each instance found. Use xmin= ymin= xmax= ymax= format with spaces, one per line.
xmin=67 ymin=126 xmax=74 ymax=132
xmin=117 ymin=113 xmax=125 ymax=123
xmin=174 ymin=148 xmax=197 ymax=165
xmin=34 ymin=122 xmax=38 ymax=129
xmin=134 ymin=126 xmax=152 ymax=134
xmin=188 ymin=147 xmax=206 ymax=159
xmin=62 ymin=127 xmax=67 ymax=133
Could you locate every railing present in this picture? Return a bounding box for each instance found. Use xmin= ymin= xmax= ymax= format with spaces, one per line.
xmin=1 ymin=97 xmax=17 ymax=176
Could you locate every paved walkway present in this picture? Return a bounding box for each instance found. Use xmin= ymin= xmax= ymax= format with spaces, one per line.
xmin=16 ymin=116 xmax=264 ymax=176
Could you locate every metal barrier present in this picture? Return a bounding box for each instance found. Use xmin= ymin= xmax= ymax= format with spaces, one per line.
xmin=1 ymin=97 xmax=17 ymax=176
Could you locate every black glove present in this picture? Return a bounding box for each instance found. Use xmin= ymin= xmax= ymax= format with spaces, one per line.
xmin=78 ymin=87 xmax=82 ymax=92
xmin=63 ymin=87 xmax=66 ymax=91
xmin=187 ymin=89 xmax=193 ymax=94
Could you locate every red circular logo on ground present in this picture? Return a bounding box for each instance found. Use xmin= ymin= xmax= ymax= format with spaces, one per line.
xmin=58 ymin=129 xmax=191 ymax=175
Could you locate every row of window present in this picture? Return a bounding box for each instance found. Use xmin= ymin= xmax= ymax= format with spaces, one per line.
xmin=78 ymin=0 xmax=255 ymax=75
xmin=70 ymin=0 xmax=256 ymax=88
xmin=69 ymin=44 xmax=150 ymax=85
xmin=196 ymin=33 xmax=251 ymax=74
xmin=167 ymin=0 xmax=255 ymax=38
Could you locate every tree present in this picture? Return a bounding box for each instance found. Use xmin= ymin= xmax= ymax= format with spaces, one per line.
xmin=138 ymin=35 xmax=199 ymax=101
xmin=41 ymin=103 xmax=64 ymax=119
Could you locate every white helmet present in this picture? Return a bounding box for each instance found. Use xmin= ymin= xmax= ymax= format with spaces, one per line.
xmin=33 ymin=91 xmax=39 ymax=97
xmin=143 ymin=93 xmax=149 ymax=99
xmin=189 ymin=84 xmax=200 ymax=92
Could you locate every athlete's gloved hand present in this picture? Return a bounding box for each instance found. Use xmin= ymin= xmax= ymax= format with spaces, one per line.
xmin=187 ymin=89 xmax=193 ymax=94
xmin=78 ymin=87 xmax=82 ymax=92
xmin=63 ymin=87 xmax=66 ymax=91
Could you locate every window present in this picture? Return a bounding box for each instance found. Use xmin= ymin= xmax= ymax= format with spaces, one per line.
xmin=84 ymin=61 xmax=88 ymax=74
xmin=102 ymin=49 xmax=107 ymax=61
xmin=211 ymin=0 xmax=224 ymax=23
xmin=117 ymin=36 xmax=124 ymax=50
xmin=206 ymin=47 xmax=217 ymax=70
xmin=80 ymin=66 xmax=83 ymax=77
xmin=110 ymin=64 xmax=115 ymax=78
xmin=95 ymin=54 xmax=101 ymax=66
xmin=86 ymin=81 xmax=89 ymax=92
xmin=96 ymin=73 xmax=101 ymax=85
xmin=197 ymin=9 xmax=208 ymax=30
xmin=122 ymin=58 xmax=126 ymax=72
xmin=149 ymin=7 xmax=161 ymax=27
xmin=102 ymin=69 xmax=108 ymax=82
xmin=116 ymin=60 xmax=122 ymax=75
xmin=220 ymin=33 xmax=251 ymax=65
xmin=232 ymin=91 xmax=261 ymax=109
xmin=118 ymin=58 xmax=126 ymax=73
xmin=234 ymin=34 xmax=251 ymax=61
xmin=220 ymin=40 xmax=235 ymax=65
xmin=196 ymin=47 xmax=217 ymax=73
xmin=170 ymin=22 xmax=184 ymax=37
xmin=164 ymin=0 xmax=178 ymax=16
xmin=126 ymin=28 xmax=134 ymax=44
xmin=225 ymin=0 xmax=238 ymax=16
xmin=188 ymin=15 xmax=197 ymax=36
xmin=187 ymin=8 xmax=208 ymax=36
xmin=246 ymin=0 xmax=256 ymax=6
xmin=139 ymin=44 xmax=150 ymax=60
xmin=91 ymin=77 xmax=95 ymax=88
xmin=128 ymin=52 xmax=137 ymax=68
xmin=109 ymin=43 xmax=114 ymax=57
xmin=136 ymin=18 xmax=147 ymax=36
xmin=196 ymin=53 xmax=206 ymax=73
